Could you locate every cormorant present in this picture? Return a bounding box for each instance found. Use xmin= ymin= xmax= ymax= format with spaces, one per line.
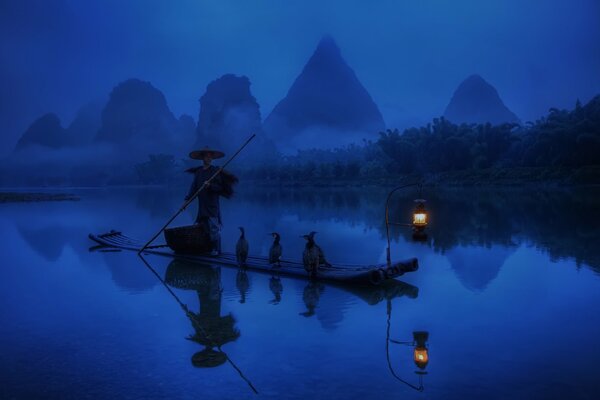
xmin=235 ymin=227 xmax=249 ymax=267
xmin=269 ymin=232 xmax=283 ymax=267
xmin=302 ymin=233 xmax=320 ymax=278
xmin=308 ymin=231 xmax=331 ymax=267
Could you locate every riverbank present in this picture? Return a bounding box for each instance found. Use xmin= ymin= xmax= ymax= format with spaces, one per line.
xmin=0 ymin=166 xmax=598 ymax=190
xmin=240 ymin=165 xmax=600 ymax=188
xmin=0 ymin=192 xmax=79 ymax=203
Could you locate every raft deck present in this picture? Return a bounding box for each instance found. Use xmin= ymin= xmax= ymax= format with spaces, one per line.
xmin=89 ymin=230 xmax=418 ymax=286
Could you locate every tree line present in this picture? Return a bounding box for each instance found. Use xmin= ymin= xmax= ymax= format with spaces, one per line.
xmin=236 ymin=95 xmax=600 ymax=182
xmin=131 ymin=96 xmax=600 ymax=185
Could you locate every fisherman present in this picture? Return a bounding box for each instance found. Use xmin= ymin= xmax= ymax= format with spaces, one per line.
xmin=185 ymin=146 xmax=237 ymax=256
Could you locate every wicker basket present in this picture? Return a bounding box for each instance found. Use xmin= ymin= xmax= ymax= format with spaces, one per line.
xmin=164 ymin=224 xmax=211 ymax=254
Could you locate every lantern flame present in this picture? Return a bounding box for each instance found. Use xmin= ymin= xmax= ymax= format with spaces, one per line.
xmin=413 ymin=212 xmax=427 ymax=226
xmin=413 ymin=347 xmax=429 ymax=369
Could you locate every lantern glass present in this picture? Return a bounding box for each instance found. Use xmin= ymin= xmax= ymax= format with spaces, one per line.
xmin=413 ymin=212 xmax=427 ymax=226
xmin=412 ymin=200 xmax=427 ymax=227
xmin=413 ymin=347 xmax=429 ymax=369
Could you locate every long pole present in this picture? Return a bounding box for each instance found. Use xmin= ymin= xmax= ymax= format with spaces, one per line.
xmin=138 ymin=134 xmax=256 ymax=254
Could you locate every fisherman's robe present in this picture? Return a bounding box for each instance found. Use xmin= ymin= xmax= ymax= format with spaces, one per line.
xmin=185 ymin=165 xmax=224 ymax=243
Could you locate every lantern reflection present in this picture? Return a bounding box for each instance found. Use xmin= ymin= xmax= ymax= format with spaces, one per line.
xmin=412 ymin=331 xmax=429 ymax=370
xmin=386 ymin=300 xmax=430 ymax=392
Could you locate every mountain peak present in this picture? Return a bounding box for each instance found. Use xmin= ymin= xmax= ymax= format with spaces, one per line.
xmin=263 ymin=36 xmax=385 ymax=152
xmin=464 ymin=73 xmax=486 ymax=83
xmin=15 ymin=113 xmax=69 ymax=151
xmin=444 ymin=74 xmax=519 ymax=125
xmin=315 ymin=34 xmax=340 ymax=54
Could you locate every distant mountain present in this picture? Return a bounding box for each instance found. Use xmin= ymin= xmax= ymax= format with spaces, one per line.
xmin=195 ymin=74 xmax=277 ymax=163
xmin=15 ymin=101 xmax=104 ymax=152
xmin=444 ymin=74 xmax=519 ymax=125
xmin=263 ymin=36 xmax=385 ymax=152
xmin=66 ymin=100 xmax=104 ymax=146
xmin=96 ymin=78 xmax=187 ymax=156
xmin=14 ymin=113 xmax=71 ymax=151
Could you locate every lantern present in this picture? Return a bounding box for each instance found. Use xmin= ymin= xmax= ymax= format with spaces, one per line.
xmin=412 ymin=331 xmax=429 ymax=370
xmin=412 ymin=199 xmax=428 ymax=227
xmin=412 ymin=200 xmax=428 ymax=241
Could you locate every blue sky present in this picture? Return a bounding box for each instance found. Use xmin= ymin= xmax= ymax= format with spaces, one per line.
xmin=1 ymin=0 xmax=599 ymax=154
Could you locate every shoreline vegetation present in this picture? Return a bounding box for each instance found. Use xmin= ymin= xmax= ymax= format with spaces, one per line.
xmin=1 ymin=96 xmax=598 ymax=188
xmin=235 ymin=98 xmax=600 ymax=188
xmin=241 ymin=165 xmax=600 ymax=188
xmin=1 ymin=165 xmax=598 ymax=191
xmin=0 ymin=192 xmax=79 ymax=203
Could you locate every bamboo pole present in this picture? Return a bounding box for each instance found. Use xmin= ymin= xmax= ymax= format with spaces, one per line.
xmin=138 ymin=134 xmax=256 ymax=254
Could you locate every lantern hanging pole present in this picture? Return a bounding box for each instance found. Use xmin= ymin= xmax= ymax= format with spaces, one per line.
xmin=385 ymin=182 xmax=421 ymax=267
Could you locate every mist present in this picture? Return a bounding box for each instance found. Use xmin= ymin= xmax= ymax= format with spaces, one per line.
xmin=1 ymin=0 xmax=599 ymax=157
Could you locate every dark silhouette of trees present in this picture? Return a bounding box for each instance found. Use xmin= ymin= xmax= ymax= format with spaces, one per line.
xmin=240 ymin=95 xmax=600 ymax=183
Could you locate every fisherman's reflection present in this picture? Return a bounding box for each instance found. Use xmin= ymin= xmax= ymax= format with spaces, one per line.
xmin=300 ymin=281 xmax=325 ymax=317
xmin=269 ymin=274 xmax=283 ymax=305
xmin=165 ymin=260 xmax=240 ymax=368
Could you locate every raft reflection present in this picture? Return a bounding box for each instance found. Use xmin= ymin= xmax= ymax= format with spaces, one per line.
xmin=161 ymin=258 xmax=427 ymax=394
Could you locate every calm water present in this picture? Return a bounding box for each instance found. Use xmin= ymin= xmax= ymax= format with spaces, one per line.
xmin=1 ymin=186 xmax=599 ymax=399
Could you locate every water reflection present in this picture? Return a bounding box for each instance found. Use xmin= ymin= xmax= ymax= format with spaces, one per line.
xmin=165 ymin=261 xmax=240 ymax=368
xmin=269 ymin=274 xmax=283 ymax=305
xmin=389 ymin=188 xmax=600 ymax=273
xmin=236 ymin=269 xmax=250 ymax=304
xmin=18 ymin=226 xmax=67 ymax=262
xmin=4 ymin=187 xmax=600 ymax=398
xmin=386 ymin=300 xmax=430 ymax=392
xmin=237 ymin=186 xmax=600 ymax=284
xmin=157 ymin=258 xmax=258 ymax=393
xmin=14 ymin=187 xmax=599 ymax=296
xmin=18 ymin=221 xmax=160 ymax=293
xmin=153 ymin=257 xmax=425 ymax=393
xmin=17 ymin=222 xmax=99 ymax=265
xmin=102 ymin=250 xmax=158 ymax=293
xmin=446 ymin=244 xmax=516 ymax=291
xmin=300 ymin=281 xmax=324 ymax=317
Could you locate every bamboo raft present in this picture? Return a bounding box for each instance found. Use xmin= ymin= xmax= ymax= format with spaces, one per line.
xmin=89 ymin=230 xmax=419 ymax=286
